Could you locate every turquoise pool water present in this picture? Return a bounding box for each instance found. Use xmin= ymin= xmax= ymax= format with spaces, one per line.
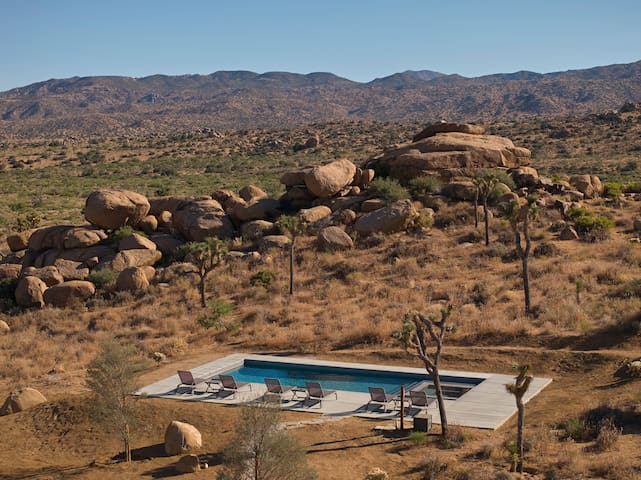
xmin=221 ymin=359 xmax=482 ymax=395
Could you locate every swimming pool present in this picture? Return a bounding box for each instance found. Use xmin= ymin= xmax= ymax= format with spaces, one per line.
xmin=221 ymin=359 xmax=483 ymax=396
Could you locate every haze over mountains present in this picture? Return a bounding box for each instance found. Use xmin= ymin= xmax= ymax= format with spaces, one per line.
xmin=1 ymin=60 xmax=641 ymax=137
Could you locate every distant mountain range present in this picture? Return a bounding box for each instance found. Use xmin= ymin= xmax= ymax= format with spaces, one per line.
xmin=1 ymin=60 xmax=641 ymax=136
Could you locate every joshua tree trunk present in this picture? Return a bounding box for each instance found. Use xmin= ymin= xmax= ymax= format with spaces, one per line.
xmin=522 ymin=253 xmax=530 ymax=316
xmin=199 ymin=272 xmax=207 ymax=308
xmin=483 ymin=198 xmax=490 ymax=246
xmin=516 ymin=396 xmax=524 ymax=474
xmin=474 ymin=191 xmax=479 ymax=228
xmin=289 ymin=238 xmax=295 ymax=295
xmin=432 ymin=367 xmax=448 ymax=438
xmin=124 ymin=422 xmax=132 ymax=463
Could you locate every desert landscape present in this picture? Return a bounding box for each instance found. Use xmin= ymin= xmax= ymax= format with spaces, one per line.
xmin=2 ymin=3 xmax=641 ymax=477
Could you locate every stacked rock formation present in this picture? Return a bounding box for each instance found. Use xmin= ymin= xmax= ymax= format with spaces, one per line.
xmin=365 ymin=121 xmax=531 ymax=183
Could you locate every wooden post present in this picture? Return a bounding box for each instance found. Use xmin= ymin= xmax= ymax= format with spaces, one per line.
xmin=400 ymin=385 xmax=405 ymax=430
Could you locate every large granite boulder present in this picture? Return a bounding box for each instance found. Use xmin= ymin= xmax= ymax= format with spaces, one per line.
xmin=43 ymin=280 xmax=96 ymax=307
xmin=240 ymin=220 xmax=275 ymax=241
xmin=258 ymin=235 xmax=292 ymax=252
xmin=280 ymin=169 xmax=312 ymax=188
xmin=211 ymin=190 xmax=247 ymax=213
xmin=441 ymin=180 xmax=476 ymax=201
xmin=304 ymin=159 xmax=357 ymax=198
xmin=15 ymin=275 xmax=47 ymax=308
xmin=317 ymin=226 xmax=354 ymax=251
xmin=175 ymin=454 xmax=200 ymax=473
xmin=570 ymin=175 xmax=603 ymax=198
xmin=239 ymin=185 xmax=268 ymax=203
xmin=21 ymin=266 xmax=64 ymax=286
xmin=116 ymin=267 xmax=150 ymax=292
xmin=138 ymin=215 xmax=158 ymax=233
xmin=28 ymin=226 xmax=107 ymax=251
xmin=354 ymin=200 xmax=418 ymax=235
xmin=109 ymin=249 xmax=162 ymax=272
xmin=366 ymin=127 xmax=531 ymax=184
xmin=53 ymin=259 xmax=89 ymax=281
xmin=299 ymin=205 xmax=332 ymax=224
xmin=118 ymin=233 xmax=157 ymax=251
xmin=149 ymin=234 xmax=184 ymax=256
xmin=6 ymin=230 xmax=33 ymax=252
xmin=0 ymin=388 xmax=47 ymax=415
xmin=231 ymin=199 xmax=281 ymax=223
xmin=173 ymin=199 xmax=234 ymax=241
xmin=85 ymin=190 xmax=150 ymax=230
xmin=0 ymin=320 xmax=9 ymax=335
xmin=164 ymin=421 xmax=202 ymax=456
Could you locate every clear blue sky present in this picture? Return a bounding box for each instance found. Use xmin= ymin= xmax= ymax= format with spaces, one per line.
xmin=2 ymin=0 xmax=640 ymax=92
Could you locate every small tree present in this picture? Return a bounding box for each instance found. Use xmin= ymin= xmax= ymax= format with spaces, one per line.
xmin=400 ymin=305 xmax=453 ymax=438
xmin=275 ymin=215 xmax=306 ymax=295
xmin=503 ymin=197 xmax=538 ymax=316
xmin=473 ymin=172 xmax=499 ymax=246
xmin=86 ymin=339 xmax=146 ymax=463
xmin=220 ymin=403 xmax=317 ymax=480
xmin=505 ymin=364 xmax=533 ymax=475
xmin=177 ymin=237 xmax=227 ymax=307
xmin=370 ymin=177 xmax=410 ymax=205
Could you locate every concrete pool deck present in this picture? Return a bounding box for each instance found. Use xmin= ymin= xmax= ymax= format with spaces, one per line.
xmin=136 ymin=353 xmax=552 ymax=430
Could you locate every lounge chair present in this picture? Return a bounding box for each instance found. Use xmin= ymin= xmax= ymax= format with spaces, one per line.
xmin=264 ymin=378 xmax=295 ymax=401
xmin=409 ymin=390 xmax=435 ymax=414
xmin=304 ymin=381 xmax=337 ymax=407
xmin=367 ymin=387 xmax=398 ymax=412
xmin=219 ymin=374 xmax=252 ymax=398
xmin=176 ymin=370 xmax=207 ymax=394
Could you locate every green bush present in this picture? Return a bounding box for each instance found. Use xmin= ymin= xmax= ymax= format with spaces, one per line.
xmin=370 ymin=177 xmax=409 ymax=203
xmin=251 ymin=270 xmax=276 ymax=288
xmin=602 ymin=182 xmax=624 ymax=198
xmin=407 ymin=430 xmax=427 ymax=446
xmin=408 ymin=175 xmax=441 ymax=198
xmin=559 ymin=417 xmax=589 ymax=442
xmin=566 ymin=207 xmax=614 ymax=241
xmin=87 ymin=269 xmax=118 ymax=290
xmin=198 ymin=299 xmax=234 ymax=329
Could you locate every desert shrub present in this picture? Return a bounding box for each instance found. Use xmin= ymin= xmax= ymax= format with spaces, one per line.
xmin=219 ymin=404 xmax=317 ymax=480
xmin=407 ymin=430 xmax=427 ymax=446
xmin=87 ymin=268 xmax=118 ymax=290
xmin=106 ymin=225 xmax=144 ymax=248
xmin=458 ymin=230 xmax=484 ymax=244
xmin=608 ymin=279 xmax=641 ymax=299
xmin=12 ymin=212 xmax=41 ymax=232
xmin=559 ymin=417 xmax=590 ymax=442
xmin=593 ymin=417 xmax=620 ymax=451
xmin=470 ymin=282 xmax=489 ymax=306
xmin=602 ymin=182 xmax=624 ymax=198
xmin=434 ymin=204 xmax=474 ymax=228
xmin=420 ymin=453 xmax=447 ymax=480
xmin=409 ymin=175 xmax=441 ymax=198
xmin=567 ymin=207 xmax=614 ymax=241
xmin=413 ymin=211 xmax=434 ymax=230
xmin=533 ymin=242 xmax=560 ymax=257
xmin=440 ymin=425 xmax=466 ymax=449
xmin=364 ymin=468 xmax=389 ymax=480
xmin=251 ymin=270 xmax=275 ymax=288
xmin=198 ymin=299 xmax=234 ymax=329
xmin=370 ymin=177 xmax=410 ymax=203
xmin=494 ymin=472 xmax=513 ymax=480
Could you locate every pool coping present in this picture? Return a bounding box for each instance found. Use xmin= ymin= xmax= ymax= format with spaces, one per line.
xmin=136 ymin=353 xmax=553 ymax=430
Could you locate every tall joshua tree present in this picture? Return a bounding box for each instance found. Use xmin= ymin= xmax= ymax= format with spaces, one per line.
xmin=275 ymin=215 xmax=306 ymax=295
xmin=178 ymin=237 xmax=228 ymax=307
xmin=473 ymin=171 xmax=499 ymax=246
xmin=401 ymin=305 xmax=453 ymax=439
xmin=506 ymin=364 xmax=534 ymax=475
xmin=503 ymin=197 xmax=538 ymax=316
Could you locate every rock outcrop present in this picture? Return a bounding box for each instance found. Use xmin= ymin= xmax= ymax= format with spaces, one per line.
xmin=85 ymin=190 xmax=150 ymax=230
xmin=304 ymin=159 xmax=357 ymax=198
xmin=366 ymin=123 xmax=531 ymax=183
xmin=116 ymin=267 xmax=150 ymax=292
xmin=317 ymin=226 xmax=354 ymax=251
xmin=173 ymin=199 xmax=234 ymax=241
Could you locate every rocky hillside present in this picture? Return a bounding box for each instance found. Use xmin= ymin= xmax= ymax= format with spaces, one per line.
xmin=1 ymin=60 xmax=641 ymax=137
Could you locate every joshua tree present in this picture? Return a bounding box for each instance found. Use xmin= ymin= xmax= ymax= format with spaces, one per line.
xmin=473 ymin=171 xmax=499 ymax=246
xmin=505 ymin=364 xmax=534 ymax=475
xmin=503 ymin=197 xmax=538 ymax=316
xmin=178 ymin=237 xmax=228 ymax=307
xmin=275 ymin=215 xmax=306 ymax=295
xmin=400 ymin=304 xmax=453 ymax=438
xmin=86 ymin=339 xmax=146 ymax=463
